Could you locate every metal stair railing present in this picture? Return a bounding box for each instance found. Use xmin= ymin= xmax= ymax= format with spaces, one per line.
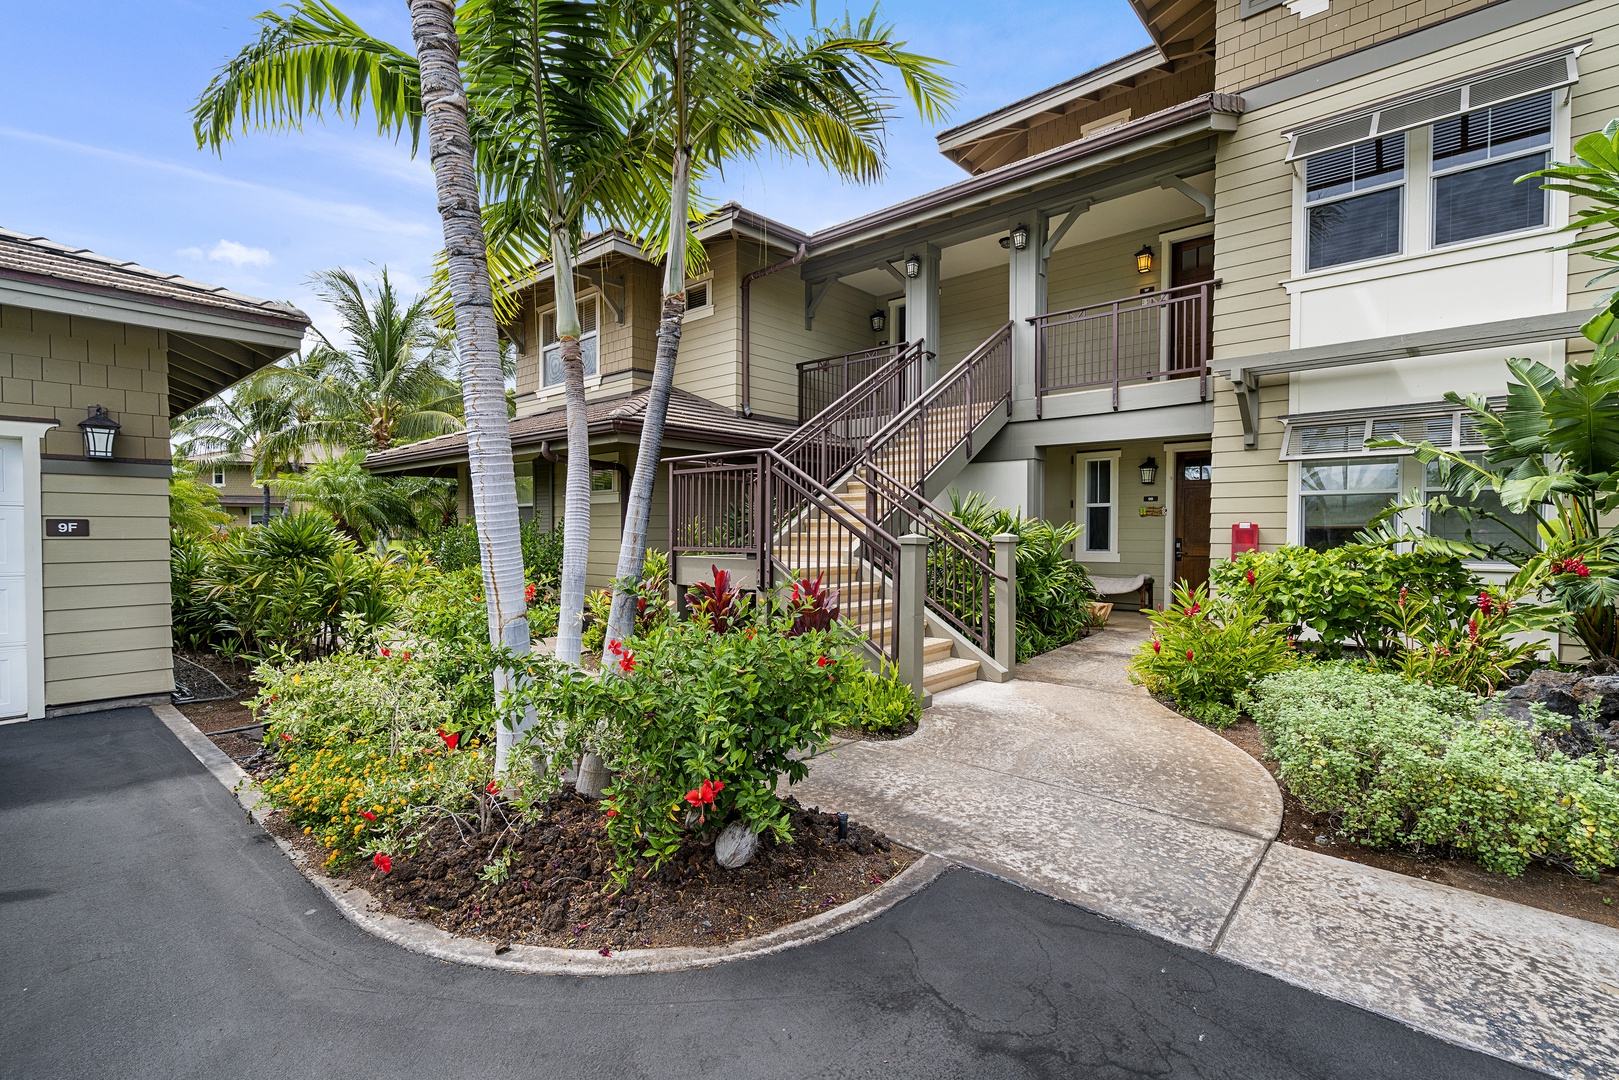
xmin=776 ymin=339 xmax=927 ymax=489
xmin=866 ymin=322 xmax=1013 ymax=491
xmin=668 ymin=447 xmax=902 ymax=664
xmin=861 ymin=463 xmax=1003 ymax=657
xmin=796 ymin=343 xmax=905 ymax=423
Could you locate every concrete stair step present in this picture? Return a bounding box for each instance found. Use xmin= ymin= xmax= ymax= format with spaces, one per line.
xmin=923 ymin=636 xmax=954 ymax=664
xmin=923 ymin=655 xmax=980 ymax=694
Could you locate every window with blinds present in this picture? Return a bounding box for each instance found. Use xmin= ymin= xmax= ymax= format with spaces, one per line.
xmin=541 ymin=299 xmax=599 ymax=387
xmin=1432 ymin=92 xmax=1552 ymax=246
xmin=1305 ymin=134 xmax=1405 ymax=271
xmin=686 ymin=280 xmax=711 ymax=312
xmin=1281 ymin=407 xmax=1485 ymax=460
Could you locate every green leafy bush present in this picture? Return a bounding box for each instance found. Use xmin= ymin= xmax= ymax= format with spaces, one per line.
xmin=1379 ymin=582 xmax=1544 ymax=693
xmin=172 ymin=510 xmax=425 ymax=661
xmin=254 ymin=651 xmax=491 ymax=866
xmin=947 ymin=492 xmax=1097 ymax=661
xmin=528 ymin=606 xmax=855 ymax=880
xmin=833 ymin=661 xmax=919 ymax=734
xmin=422 ymin=519 xmax=564 ymax=587
xmin=1129 ymin=582 xmax=1298 ymax=726
xmin=1251 ymin=665 xmax=1619 ymax=877
xmin=1212 ymin=543 xmax=1472 ymax=658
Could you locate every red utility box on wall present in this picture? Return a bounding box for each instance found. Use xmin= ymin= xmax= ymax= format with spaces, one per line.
xmin=1231 ymin=522 xmax=1259 ymax=556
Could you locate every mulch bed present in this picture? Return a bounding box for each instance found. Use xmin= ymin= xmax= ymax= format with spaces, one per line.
xmin=173 ymin=650 xmax=263 ymax=760
xmin=1213 ymin=718 xmax=1619 ymax=931
xmin=265 ymin=793 xmax=918 ymax=953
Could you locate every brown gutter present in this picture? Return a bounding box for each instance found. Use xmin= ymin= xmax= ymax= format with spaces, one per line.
xmin=739 ymin=242 xmax=808 ymax=417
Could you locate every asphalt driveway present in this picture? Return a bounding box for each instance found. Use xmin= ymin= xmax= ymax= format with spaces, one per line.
xmin=0 ymin=708 xmax=1541 ymax=1080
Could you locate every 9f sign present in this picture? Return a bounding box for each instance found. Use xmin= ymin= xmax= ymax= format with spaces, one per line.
xmin=46 ymin=518 xmax=91 ymax=538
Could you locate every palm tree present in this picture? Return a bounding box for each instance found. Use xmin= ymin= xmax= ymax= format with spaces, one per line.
xmin=273 ymin=450 xmax=419 ymax=545
xmin=173 ymin=346 xmax=331 ymax=478
xmin=194 ymin=0 xmax=531 ymax=770
xmin=252 ymin=267 xmax=465 ymax=453
xmin=600 ymin=2 xmax=955 ymax=649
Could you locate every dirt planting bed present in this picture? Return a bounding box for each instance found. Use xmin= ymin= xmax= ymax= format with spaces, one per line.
xmin=1215 ymin=719 xmax=1619 ymax=931
xmin=266 ymin=794 xmax=918 ymax=953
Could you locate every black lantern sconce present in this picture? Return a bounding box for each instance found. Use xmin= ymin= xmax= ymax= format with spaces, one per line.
xmin=869 ymin=310 xmax=887 ymax=333
xmin=1010 ymin=223 xmax=1030 ymax=251
xmin=904 ymin=254 xmax=921 ymax=279
xmin=79 ymin=404 xmax=120 ymax=461
xmin=1135 ymin=244 xmax=1155 ymax=275
xmin=1138 ymin=456 xmax=1159 ymax=485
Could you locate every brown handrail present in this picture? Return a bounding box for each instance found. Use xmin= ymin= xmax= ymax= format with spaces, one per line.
xmin=1031 ymin=279 xmax=1218 ymax=416
xmin=776 ymin=339 xmax=927 ymax=488
xmin=795 ymin=343 xmax=906 ymax=423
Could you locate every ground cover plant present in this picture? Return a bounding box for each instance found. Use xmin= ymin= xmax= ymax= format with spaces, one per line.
xmin=1250 ymin=665 xmax=1619 ymax=878
xmin=948 ymin=492 xmax=1098 ymax=660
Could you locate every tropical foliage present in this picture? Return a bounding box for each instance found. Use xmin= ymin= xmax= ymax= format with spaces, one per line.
xmin=947 ymin=492 xmax=1097 ymax=661
xmin=168 ymin=456 xmax=232 ymax=536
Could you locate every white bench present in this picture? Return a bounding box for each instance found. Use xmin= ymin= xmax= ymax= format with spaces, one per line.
xmin=1089 ymin=573 xmax=1154 ymax=610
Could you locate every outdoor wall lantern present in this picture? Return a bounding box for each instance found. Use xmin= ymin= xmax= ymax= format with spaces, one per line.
xmin=1135 ymin=244 xmax=1156 ymax=275
xmin=79 ymin=404 xmax=120 ymax=461
xmin=904 ymin=254 xmax=921 ymax=279
xmin=1010 ymin=223 xmax=1030 ymax=251
xmin=870 ymin=310 xmax=887 ymax=333
xmin=1138 ymin=456 xmax=1159 ymax=485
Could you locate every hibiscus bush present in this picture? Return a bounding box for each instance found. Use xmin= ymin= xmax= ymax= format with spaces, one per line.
xmin=524 ymin=603 xmax=859 ymax=881
xmin=1128 ymin=581 xmax=1298 ymax=727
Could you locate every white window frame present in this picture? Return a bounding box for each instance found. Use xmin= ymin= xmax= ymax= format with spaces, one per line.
xmin=211 ymin=465 xmax=227 ymax=487
xmin=1077 ymin=451 xmax=1120 ymax=562
xmin=1292 ymin=87 xmax=1568 ymax=279
xmin=1301 ymin=133 xmax=1408 ymax=273
xmin=683 ymin=277 xmax=714 ymax=321
xmin=539 ymin=293 xmax=601 ymax=391
xmin=1427 ymin=96 xmax=1554 ymax=251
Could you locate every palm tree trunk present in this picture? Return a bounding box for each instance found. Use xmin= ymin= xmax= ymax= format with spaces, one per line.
xmin=603 ymin=144 xmax=691 ymax=650
xmin=407 ymin=0 xmax=530 ymax=772
xmin=550 ymin=230 xmax=592 ymax=669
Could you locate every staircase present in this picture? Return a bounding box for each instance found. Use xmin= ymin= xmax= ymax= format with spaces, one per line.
xmin=671 ymin=323 xmax=1016 ymax=699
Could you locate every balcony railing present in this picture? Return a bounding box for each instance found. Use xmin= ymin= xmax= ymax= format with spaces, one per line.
xmin=1030 ymin=280 xmax=1218 ymax=416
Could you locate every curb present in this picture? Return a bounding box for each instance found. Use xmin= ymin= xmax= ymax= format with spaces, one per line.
xmin=153 ymin=702 xmax=952 ymax=976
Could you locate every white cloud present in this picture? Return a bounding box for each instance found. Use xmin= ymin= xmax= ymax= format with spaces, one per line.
xmin=207 ymin=239 xmax=274 ymax=267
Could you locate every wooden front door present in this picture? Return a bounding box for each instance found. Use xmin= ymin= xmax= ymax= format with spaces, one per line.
xmin=1168 ymin=236 xmax=1215 ymax=378
xmin=1175 ymin=452 xmax=1212 ymax=595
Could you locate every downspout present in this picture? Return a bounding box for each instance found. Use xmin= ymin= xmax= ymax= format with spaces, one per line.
xmin=540 ymin=439 xmax=630 ymax=528
xmin=739 ymin=242 xmax=808 ymax=417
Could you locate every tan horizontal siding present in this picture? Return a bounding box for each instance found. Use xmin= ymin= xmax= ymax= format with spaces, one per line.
xmin=745 ymin=245 xmax=880 ymax=422
xmin=939 ymin=266 xmax=1008 ymax=368
xmin=45 ymin=581 xmax=172 ymax=612
xmin=44 ymin=602 xmax=171 ymax=634
xmin=1208 ymin=378 xmax=1288 ymax=560
xmin=46 ymin=669 xmax=173 ymax=706
xmin=674 ymin=240 xmax=741 ymax=409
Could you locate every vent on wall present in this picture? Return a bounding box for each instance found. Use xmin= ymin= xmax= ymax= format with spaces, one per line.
xmin=686 ymin=280 xmax=710 ymax=312
xmin=1283 ymin=45 xmax=1582 ymax=162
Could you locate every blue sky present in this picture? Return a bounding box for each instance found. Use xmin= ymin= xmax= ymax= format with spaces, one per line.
xmin=0 ymin=1 xmax=1149 ymax=344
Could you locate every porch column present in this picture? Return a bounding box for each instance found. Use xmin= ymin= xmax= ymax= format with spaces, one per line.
xmin=1008 ymin=210 xmax=1048 ymax=413
xmin=904 ymin=243 xmax=941 ymax=386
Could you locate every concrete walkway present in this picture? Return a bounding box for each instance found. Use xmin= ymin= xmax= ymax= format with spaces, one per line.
xmin=794 ymin=613 xmax=1619 ymax=1080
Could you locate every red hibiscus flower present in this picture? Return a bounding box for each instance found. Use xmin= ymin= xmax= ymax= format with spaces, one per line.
xmin=359 ymin=810 xmax=377 ymax=822
xmin=605 ymin=809 xmax=618 ymax=818
xmin=816 ymin=655 xmax=833 ymax=668
xmin=525 ymin=582 xmax=538 ymax=604
xmin=684 ymin=780 xmax=724 ymax=808
xmin=438 ymin=729 xmax=460 ymax=751
xmin=607 ymin=640 xmax=623 ymax=656
xmin=279 ymin=732 xmax=292 ymax=742
xmin=618 ymin=651 xmax=636 ymax=674
xmin=486 ymin=781 xmax=500 ymax=796
xmin=372 ymin=853 xmax=392 ymax=873
xmin=380 ymin=647 xmax=390 ymax=658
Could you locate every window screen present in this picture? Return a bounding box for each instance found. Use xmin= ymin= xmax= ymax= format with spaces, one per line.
xmin=1432 ymin=93 xmax=1552 ymax=245
xmin=1084 ymin=458 xmax=1113 ymax=553
xmin=1424 ymin=456 xmax=1539 ymax=554
xmin=1300 ymin=459 xmax=1400 ymax=550
xmin=1305 ymin=134 xmax=1406 ymax=270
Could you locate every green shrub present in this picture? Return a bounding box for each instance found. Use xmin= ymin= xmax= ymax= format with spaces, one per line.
xmin=172 ymin=511 xmax=425 ymax=661
xmin=422 ymin=519 xmax=564 ymax=587
xmin=526 ymin=606 xmax=856 ymax=881
xmin=1251 ymin=665 xmax=1619 ymax=877
xmin=1212 ymin=543 xmax=1472 ymax=658
xmin=1129 ymin=582 xmax=1298 ymax=726
xmin=1378 ymin=582 xmax=1545 ymax=693
xmin=581 ymin=549 xmax=670 ymax=654
xmin=834 ymin=661 xmax=919 ymax=733
xmin=254 ymin=651 xmax=492 ymax=866
xmin=947 ymin=492 xmax=1097 ymax=661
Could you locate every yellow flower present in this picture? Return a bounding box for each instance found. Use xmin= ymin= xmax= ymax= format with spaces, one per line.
xmin=303 ymin=826 xmax=312 ymax=835
xmin=372 ymin=804 xmax=384 ymax=815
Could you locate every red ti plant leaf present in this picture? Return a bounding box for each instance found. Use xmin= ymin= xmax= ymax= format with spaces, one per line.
xmin=788 ymin=571 xmax=840 ymax=637
xmin=687 ymin=565 xmax=746 ymax=634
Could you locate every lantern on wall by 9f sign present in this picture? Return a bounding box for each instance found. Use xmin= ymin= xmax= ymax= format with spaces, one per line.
xmin=1135 ymin=244 xmax=1155 ymax=275
xmin=79 ymin=405 xmax=120 ymax=461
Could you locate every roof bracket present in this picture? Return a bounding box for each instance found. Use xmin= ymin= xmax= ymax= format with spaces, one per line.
xmin=1231 ymin=366 xmax=1260 ymax=450
xmin=804 ymin=275 xmax=840 ymax=331
xmin=878 ymin=259 xmax=907 ymax=285
xmin=1042 ymin=199 xmax=1093 ymax=260
xmin=1158 ymin=174 xmax=1213 ymax=218
xmin=580 ymin=268 xmax=626 ymax=323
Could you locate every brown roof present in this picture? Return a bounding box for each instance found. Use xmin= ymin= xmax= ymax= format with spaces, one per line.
xmin=0 ymin=227 xmax=310 ymax=331
xmin=365 ymin=388 xmax=796 ymax=472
